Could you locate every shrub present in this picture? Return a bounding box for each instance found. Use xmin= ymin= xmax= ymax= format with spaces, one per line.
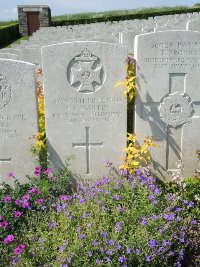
xmin=0 ymin=24 xmax=19 ymax=48
xmin=10 ymin=166 xmax=198 ymax=267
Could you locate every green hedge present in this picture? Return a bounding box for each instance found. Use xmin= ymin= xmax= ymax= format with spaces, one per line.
xmin=52 ymin=7 xmax=200 ymax=26
xmin=0 ymin=24 xmax=20 ymax=48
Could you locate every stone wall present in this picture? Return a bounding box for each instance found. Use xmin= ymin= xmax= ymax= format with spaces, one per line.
xmin=18 ymin=5 xmax=51 ymax=36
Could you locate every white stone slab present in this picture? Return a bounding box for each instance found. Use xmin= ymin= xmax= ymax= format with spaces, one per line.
xmin=19 ymin=46 xmax=41 ymax=65
xmin=0 ymin=59 xmax=38 ymax=185
xmin=186 ymin=19 xmax=200 ymax=31
xmin=134 ymin=31 xmax=200 ymax=179
xmin=42 ymin=41 xmax=127 ymax=181
xmin=0 ymin=53 xmax=18 ymax=60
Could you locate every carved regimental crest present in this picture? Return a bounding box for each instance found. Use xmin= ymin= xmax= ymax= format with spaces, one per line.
xmin=159 ymin=92 xmax=193 ymax=128
xmin=0 ymin=75 xmax=11 ymax=109
xmin=67 ymin=48 xmax=105 ymax=93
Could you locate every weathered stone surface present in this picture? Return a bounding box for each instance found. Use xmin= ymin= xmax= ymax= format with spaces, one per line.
xmin=0 ymin=59 xmax=38 ymax=185
xmin=186 ymin=19 xmax=200 ymax=31
xmin=42 ymin=41 xmax=127 ymax=181
xmin=0 ymin=53 xmax=18 ymax=60
xmin=19 ymin=46 xmax=41 ymax=65
xmin=134 ymin=31 xmax=200 ymax=179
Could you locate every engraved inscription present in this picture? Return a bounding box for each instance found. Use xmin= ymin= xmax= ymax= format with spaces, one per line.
xmin=144 ymin=41 xmax=200 ymax=69
xmin=67 ymin=48 xmax=106 ymax=93
xmin=0 ymin=114 xmax=24 ymax=138
xmin=159 ymin=92 xmax=193 ymax=127
xmin=0 ymin=74 xmax=11 ymax=109
xmin=51 ymin=97 xmax=122 ymax=123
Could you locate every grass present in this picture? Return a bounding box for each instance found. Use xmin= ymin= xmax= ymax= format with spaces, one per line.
xmin=0 ymin=4 xmax=199 ymax=26
xmin=51 ymin=6 xmax=189 ymax=22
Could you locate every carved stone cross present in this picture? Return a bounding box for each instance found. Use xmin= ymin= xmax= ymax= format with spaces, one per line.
xmin=72 ymin=127 xmax=103 ymax=174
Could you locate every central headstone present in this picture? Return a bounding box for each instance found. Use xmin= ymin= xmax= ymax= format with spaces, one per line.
xmin=134 ymin=31 xmax=200 ymax=179
xmin=42 ymin=41 xmax=127 ymax=180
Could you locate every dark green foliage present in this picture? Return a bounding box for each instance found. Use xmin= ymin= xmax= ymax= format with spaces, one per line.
xmin=51 ymin=6 xmax=200 ymax=26
xmin=0 ymin=24 xmax=20 ymax=48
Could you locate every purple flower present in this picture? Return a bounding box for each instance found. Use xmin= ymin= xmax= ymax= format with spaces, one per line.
xmin=7 ymin=171 xmax=13 ymax=178
xmin=116 ymin=243 xmax=121 ymax=251
xmin=87 ymin=223 xmax=92 ymax=227
xmin=99 ymin=247 xmax=104 ymax=253
xmin=44 ymin=168 xmax=52 ymax=175
xmin=106 ymin=250 xmax=113 ymax=255
xmin=67 ymin=257 xmax=72 ymax=263
xmin=148 ymin=195 xmax=155 ymax=201
xmin=154 ymin=188 xmax=160 ymax=195
xmin=13 ymin=247 xmax=22 ymax=255
xmin=146 ymin=256 xmax=151 ymax=262
xmin=150 ymin=214 xmax=158 ymax=221
xmin=88 ymin=251 xmax=93 ymax=257
xmin=162 ymin=240 xmax=171 ymax=246
xmin=22 ymin=194 xmax=30 ymax=201
xmin=104 ymin=190 xmax=110 ymax=195
xmin=188 ymin=201 xmax=194 ymax=208
xmin=34 ymin=166 xmax=41 ymax=176
xmin=56 ymin=205 xmax=62 ymax=212
xmin=0 ymin=221 xmax=8 ymax=229
xmin=191 ymin=219 xmax=197 ymax=225
xmin=126 ymin=247 xmax=131 ymax=254
xmin=3 ymin=234 xmax=15 ymax=244
xmin=168 ymin=251 xmax=175 ymax=256
xmin=135 ymin=248 xmax=140 ymax=255
xmin=37 ymin=198 xmax=44 ymax=205
xmin=163 ymin=213 xmax=175 ymax=221
xmin=179 ymin=249 xmax=184 ymax=259
xmin=141 ymin=216 xmax=148 ymax=226
xmin=48 ymin=222 xmax=56 ymax=228
xmin=79 ymin=198 xmax=85 ymax=204
xmin=93 ymin=240 xmax=98 ymax=247
xmin=22 ymin=201 xmax=29 ymax=208
xmin=115 ymin=221 xmax=122 ymax=232
xmin=79 ymin=234 xmax=85 ymax=239
xmin=60 ymin=195 xmax=70 ymax=202
xmin=4 ymin=196 xmax=11 ymax=203
xmin=148 ymin=239 xmax=157 ymax=248
xmin=107 ymin=239 xmax=115 ymax=246
xmin=14 ymin=211 xmax=22 ymax=217
xmin=100 ymin=231 xmax=108 ymax=238
xmin=59 ymin=245 xmax=66 ymax=252
xmin=113 ymin=195 xmax=121 ymax=201
xmin=96 ymin=259 xmax=102 ymax=265
xmin=18 ymin=244 xmax=25 ymax=249
xmin=116 ymin=205 xmax=125 ymax=213
xmin=118 ymin=256 xmax=127 ymax=263
xmin=105 ymin=257 xmax=111 ymax=263
xmin=76 ymin=226 xmax=81 ymax=232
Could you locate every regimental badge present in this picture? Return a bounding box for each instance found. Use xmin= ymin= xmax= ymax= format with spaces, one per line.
xmin=0 ymin=75 xmax=11 ymax=109
xmin=67 ymin=48 xmax=105 ymax=93
xmin=158 ymin=92 xmax=193 ymax=128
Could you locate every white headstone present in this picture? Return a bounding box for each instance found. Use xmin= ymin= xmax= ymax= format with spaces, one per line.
xmin=42 ymin=41 xmax=127 ymax=181
xmin=0 ymin=53 xmax=18 ymax=60
xmin=134 ymin=31 xmax=200 ymax=179
xmin=186 ymin=19 xmax=200 ymax=31
xmin=0 ymin=59 xmax=38 ymax=185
